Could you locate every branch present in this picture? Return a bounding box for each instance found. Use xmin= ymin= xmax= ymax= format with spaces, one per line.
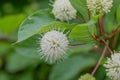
xmin=88 ymin=9 xmax=91 ymax=20
xmin=102 ymin=39 xmax=113 ymax=55
xmin=99 ymin=17 xmax=105 ymax=37
xmin=91 ymin=40 xmax=108 ymax=76
xmin=109 ymin=24 xmax=120 ymax=38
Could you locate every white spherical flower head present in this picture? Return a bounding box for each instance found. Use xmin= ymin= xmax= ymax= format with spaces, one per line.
xmin=104 ymin=53 xmax=120 ymax=80
xmin=52 ymin=0 xmax=77 ymax=21
xmin=87 ymin=0 xmax=113 ymax=15
xmin=40 ymin=30 xmax=69 ymax=64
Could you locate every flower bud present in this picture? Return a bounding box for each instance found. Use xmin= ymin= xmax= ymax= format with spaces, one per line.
xmin=78 ymin=73 xmax=96 ymax=80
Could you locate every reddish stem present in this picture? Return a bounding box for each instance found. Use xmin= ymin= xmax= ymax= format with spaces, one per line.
xmin=102 ymin=40 xmax=113 ymax=55
xmin=109 ymin=25 xmax=120 ymax=38
xmin=91 ymin=41 xmax=108 ymax=76
xmin=99 ymin=17 xmax=105 ymax=36
xmin=88 ymin=9 xmax=91 ymax=20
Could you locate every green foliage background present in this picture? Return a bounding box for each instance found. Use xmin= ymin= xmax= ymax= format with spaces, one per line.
xmin=0 ymin=0 xmax=120 ymax=80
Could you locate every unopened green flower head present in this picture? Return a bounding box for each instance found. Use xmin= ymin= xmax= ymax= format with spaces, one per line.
xmin=87 ymin=0 xmax=113 ymax=15
xmin=52 ymin=0 xmax=77 ymax=21
xmin=39 ymin=30 xmax=69 ymax=64
xmin=104 ymin=52 xmax=120 ymax=80
xmin=78 ymin=73 xmax=96 ymax=80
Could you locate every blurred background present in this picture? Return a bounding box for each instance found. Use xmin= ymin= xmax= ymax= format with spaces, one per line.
xmin=0 ymin=0 xmax=107 ymax=80
xmin=0 ymin=0 xmax=51 ymax=80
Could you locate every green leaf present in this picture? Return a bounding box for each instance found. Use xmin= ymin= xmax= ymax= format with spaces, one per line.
xmin=70 ymin=0 xmax=88 ymax=21
xmin=69 ymin=43 xmax=95 ymax=54
xmin=104 ymin=0 xmax=120 ymax=33
xmin=0 ymin=72 xmax=10 ymax=80
xmin=5 ymin=52 xmax=39 ymax=73
xmin=0 ymin=42 xmax=11 ymax=56
xmin=104 ymin=77 xmax=111 ymax=80
xmin=15 ymin=35 xmax=40 ymax=59
xmin=49 ymin=54 xmax=96 ymax=80
xmin=0 ymin=14 xmax=26 ymax=34
xmin=0 ymin=59 xmax=2 ymax=69
xmin=16 ymin=70 xmax=34 ymax=80
xmin=69 ymin=20 xmax=96 ymax=44
xmin=117 ymin=5 xmax=120 ymax=24
xmin=17 ymin=9 xmax=54 ymax=43
xmin=39 ymin=21 xmax=76 ymax=33
xmin=37 ymin=64 xmax=51 ymax=80
xmin=95 ymin=66 xmax=106 ymax=80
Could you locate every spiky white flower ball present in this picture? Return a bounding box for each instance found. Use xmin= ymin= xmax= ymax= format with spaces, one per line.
xmin=104 ymin=53 xmax=120 ymax=80
xmin=52 ymin=0 xmax=77 ymax=21
xmin=87 ymin=0 xmax=113 ymax=15
xmin=39 ymin=30 xmax=69 ymax=64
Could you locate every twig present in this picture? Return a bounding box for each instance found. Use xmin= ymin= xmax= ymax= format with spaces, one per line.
xmin=88 ymin=9 xmax=91 ymax=20
xmin=102 ymin=39 xmax=113 ymax=55
xmin=109 ymin=24 xmax=120 ymax=38
xmin=99 ymin=17 xmax=105 ymax=37
xmin=91 ymin=40 xmax=108 ymax=76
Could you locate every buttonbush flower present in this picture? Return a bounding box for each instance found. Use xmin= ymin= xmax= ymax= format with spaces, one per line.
xmin=87 ymin=0 xmax=113 ymax=15
xmin=39 ymin=30 xmax=69 ymax=64
xmin=104 ymin=53 xmax=120 ymax=80
xmin=78 ymin=73 xmax=96 ymax=80
xmin=52 ymin=0 xmax=77 ymax=21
